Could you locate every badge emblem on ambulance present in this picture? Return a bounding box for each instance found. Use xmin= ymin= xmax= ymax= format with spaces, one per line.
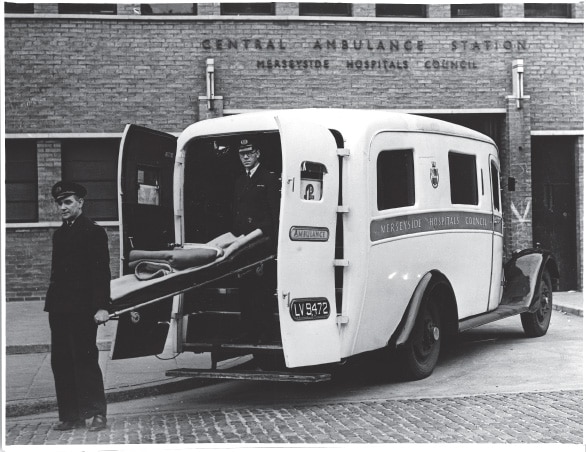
xmin=430 ymin=161 xmax=439 ymax=189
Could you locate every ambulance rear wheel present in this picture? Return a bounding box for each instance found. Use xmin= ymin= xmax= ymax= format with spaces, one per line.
xmin=521 ymin=270 xmax=553 ymax=338
xmin=399 ymin=295 xmax=442 ymax=381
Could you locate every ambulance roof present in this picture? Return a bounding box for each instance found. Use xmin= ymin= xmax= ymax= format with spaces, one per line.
xmin=177 ymin=109 xmax=496 ymax=150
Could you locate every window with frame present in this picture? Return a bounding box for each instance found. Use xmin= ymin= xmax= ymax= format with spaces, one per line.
xmin=140 ymin=3 xmax=197 ymax=15
xmin=377 ymin=150 xmax=415 ymax=211
xmin=58 ymin=3 xmax=117 ymax=14
xmin=61 ymin=139 xmax=119 ymax=220
xmin=5 ymin=2 xmax=34 ymax=13
xmin=299 ymin=2 xmax=352 ymax=16
xmin=376 ymin=3 xmax=426 ymax=17
xmin=220 ymin=2 xmax=275 ymax=15
xmin=450 ymin=3 xmax=500 ymax=17
xmin=300 ymin=162 xmax=327 ymax=201
xmin=449 ymin=152 xmax=478 ymax=205
xmin=524 ymin=3 xmax=571 ymax=18
xmin=6 ymin=140 xmax=38 ymax=223
xmin=491 ymin=161 xmax=501 ymax=211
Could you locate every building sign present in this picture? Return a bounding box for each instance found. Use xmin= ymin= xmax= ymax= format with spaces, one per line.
xmin=201 ymin=37 xmax=528 ymax=72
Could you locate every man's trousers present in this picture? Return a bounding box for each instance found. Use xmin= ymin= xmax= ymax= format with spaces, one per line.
xmin=49 ymin=312 xmax=107 ymax=421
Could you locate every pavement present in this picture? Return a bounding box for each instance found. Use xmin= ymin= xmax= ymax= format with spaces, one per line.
xmin=3 ymin=291 xmax=583 ymax=418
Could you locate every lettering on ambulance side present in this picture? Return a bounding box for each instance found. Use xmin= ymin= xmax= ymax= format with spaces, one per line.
xmin=370 ymin=211 xmax=501 ymax=242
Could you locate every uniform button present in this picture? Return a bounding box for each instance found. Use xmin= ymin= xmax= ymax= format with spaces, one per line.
xmin=247 ymin=217 xmax=253 ymax=223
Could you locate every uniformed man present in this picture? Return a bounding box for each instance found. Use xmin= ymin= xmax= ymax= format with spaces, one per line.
xmin=232 ymin=139 xmax=280 ymax=240
xmin=232 ymin=140 xmax=280 ymax=343
xmin=45 ymin=181 xmax=110 ymax=432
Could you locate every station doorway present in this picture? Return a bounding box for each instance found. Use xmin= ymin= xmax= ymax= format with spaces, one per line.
xmin=531 ymin=136 xmax=578 ymax=290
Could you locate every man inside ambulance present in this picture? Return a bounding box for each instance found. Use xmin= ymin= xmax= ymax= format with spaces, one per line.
xmin=231 ymin=139 xmax=280 ymax=343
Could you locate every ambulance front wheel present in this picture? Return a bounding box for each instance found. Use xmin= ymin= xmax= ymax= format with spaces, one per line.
xmin=521 ymin=270 xmax=553 ymax=338
xmin=399 ymin=294 xmax=442 ymax=381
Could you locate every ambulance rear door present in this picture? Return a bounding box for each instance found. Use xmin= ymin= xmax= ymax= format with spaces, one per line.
xmin=111 ymin=124 xmax=177 ymax=359
xmin=276 ymin=117 xmax=342 ymax=368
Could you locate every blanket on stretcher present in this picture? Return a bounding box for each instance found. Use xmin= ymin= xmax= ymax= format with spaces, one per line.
xmin=109 ymin=229 xmax=265 ymax=307
xmin=128 ymin=230 xmax=262 ymax=280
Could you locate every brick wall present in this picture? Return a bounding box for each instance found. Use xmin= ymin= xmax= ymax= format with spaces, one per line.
xmin=4 ymin=18 xmax=583 ymax=134
xmin=5 ymin=226 xmax=120 ymax=302
xmin=4 ymin=14 xmax=584 ymax=297
xmin=502 ymin=97 xmax=534 ymax=257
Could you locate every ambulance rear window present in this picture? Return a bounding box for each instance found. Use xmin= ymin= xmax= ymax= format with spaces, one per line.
xmin=449 ymin=152 xmax=479 ymax=205
xmin=377 ymin=149 xmax=415 ymax=210
xmin=300 ymin=161 xmax=326 ymax=201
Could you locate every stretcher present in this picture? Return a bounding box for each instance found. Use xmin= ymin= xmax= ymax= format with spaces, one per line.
xmin=108 ymin=229 xmax=274 ymax=316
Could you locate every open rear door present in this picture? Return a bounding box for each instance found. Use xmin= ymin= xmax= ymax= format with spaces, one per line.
xmin=276 ymin=117 xmax=341 ymax=368
xmin=111 ymin=124 xmax=177 ymax=359
xmin=118 ymin=124 xmax=177 ymax=270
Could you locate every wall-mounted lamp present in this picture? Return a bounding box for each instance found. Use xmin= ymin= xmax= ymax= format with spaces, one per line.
xmin=512 ymin=59 xmax=524 ymax=109
xmin=206 ymin=58 xmax=215 ymax=110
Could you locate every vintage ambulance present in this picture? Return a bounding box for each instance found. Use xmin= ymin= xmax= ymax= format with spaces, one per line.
xmin=109 ymin=109 xmax=558 ymax=382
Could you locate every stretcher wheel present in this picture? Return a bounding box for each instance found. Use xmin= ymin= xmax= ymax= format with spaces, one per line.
xmin=521 ymin=270 xmax=553 ymax=338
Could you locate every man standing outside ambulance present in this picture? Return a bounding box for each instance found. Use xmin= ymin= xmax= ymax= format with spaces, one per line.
xmin=45 ymin=181 xmax=110 ymax=431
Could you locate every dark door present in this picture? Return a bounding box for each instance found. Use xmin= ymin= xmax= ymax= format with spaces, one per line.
xmin=532 ymin=137 xmax=577 ymax=290
xmin=111 ymin=124 xmax=177 ymax=359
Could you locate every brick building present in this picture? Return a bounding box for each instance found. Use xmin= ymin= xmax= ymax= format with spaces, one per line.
xmin=4 ymin=2 xmax=584 ymax=301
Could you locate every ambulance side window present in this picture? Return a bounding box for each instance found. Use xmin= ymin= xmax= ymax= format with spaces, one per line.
xmin=491 ymin=161 xmax=501 ymax=211
xmin=300 ymin=161 xmax=326 ymax=201
xmin=377 ymin=149 xmax=415 ymax=210
xmin=448 ymin=152 xmax=478 ymax=205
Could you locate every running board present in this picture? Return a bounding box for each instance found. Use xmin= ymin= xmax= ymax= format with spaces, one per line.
xmin=459 ymin=302 xmax=529 ymax=332
xmin=166 ymin=368 xmax=331 ymax=383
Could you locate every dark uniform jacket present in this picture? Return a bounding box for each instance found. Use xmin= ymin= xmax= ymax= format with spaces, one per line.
xmin=45 ymin=214 xmax=111 ymax=314
xmin=233 ymin=165 xmax=281 ymax=240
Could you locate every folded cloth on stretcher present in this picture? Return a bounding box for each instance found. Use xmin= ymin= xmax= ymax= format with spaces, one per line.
xmin=127 ymin=229 xmax=263 ymax=281
xmin=129 ymin=246 xmax=222 ymax=280
xmin=110 ymin=229 xmax=268 ymax=310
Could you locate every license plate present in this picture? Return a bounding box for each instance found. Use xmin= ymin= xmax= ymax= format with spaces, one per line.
xmin=290 ymin=298 xmax=330 ymax=321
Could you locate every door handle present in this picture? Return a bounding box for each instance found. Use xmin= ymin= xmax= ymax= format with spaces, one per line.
xmin=282 ymin=291 xmax=291 ymax=307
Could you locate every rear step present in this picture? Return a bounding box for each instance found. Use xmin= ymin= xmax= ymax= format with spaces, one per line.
xmin=166 ymin=368 xmax=331 ymax=383
xmin=182 ymin=342 xmax=283 ymax=353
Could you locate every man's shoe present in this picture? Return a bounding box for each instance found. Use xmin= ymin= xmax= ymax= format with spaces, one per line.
xmin=54 ymin=419 xmax=85 ymax=431
xmin=88 ymin=415 xmax=107 ymax=432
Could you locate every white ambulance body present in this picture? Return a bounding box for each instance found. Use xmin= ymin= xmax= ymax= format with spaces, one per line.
xmin=110 ymin=109 xmax=558 ymax=382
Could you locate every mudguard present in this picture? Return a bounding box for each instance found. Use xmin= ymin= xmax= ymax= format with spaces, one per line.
xmin=392 ymin=272 xmax=458 ymax=348
xmin=393 ymin=273 xmax=433 ymax=347
xmin=502 ymin=248 xmax=559 ymax=313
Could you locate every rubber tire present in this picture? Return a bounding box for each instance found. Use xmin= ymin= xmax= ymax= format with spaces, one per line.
xmin=399 ymin=287 xmax=442 ymax=381
xmin=521 ymin=270 xmax=553 ymax=338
